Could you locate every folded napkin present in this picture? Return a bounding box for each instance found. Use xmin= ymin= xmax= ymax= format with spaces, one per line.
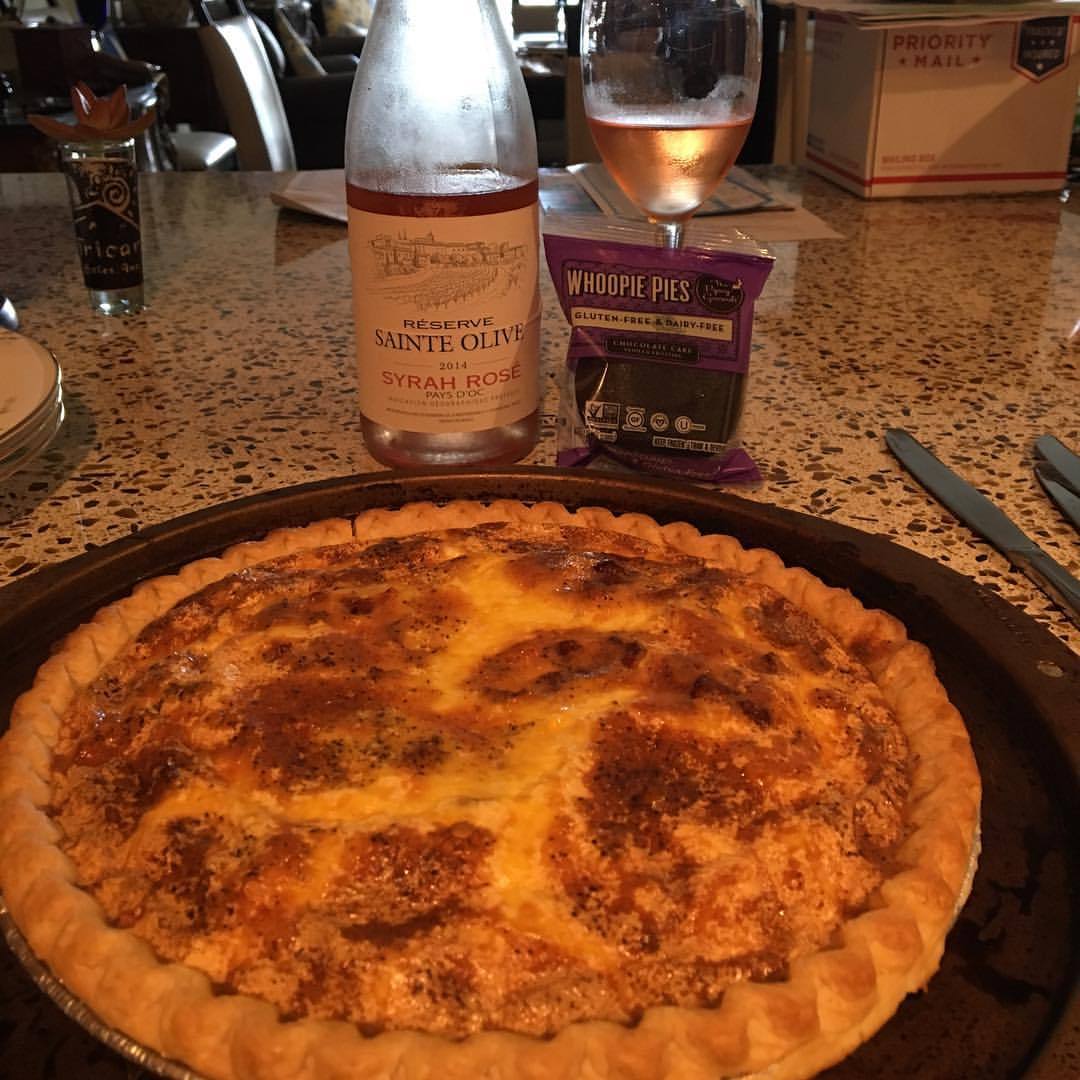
xmin=270 ymin=167 xmax=841 ymax=242
xmin=271 ymin=170 xmax=348 ymax=223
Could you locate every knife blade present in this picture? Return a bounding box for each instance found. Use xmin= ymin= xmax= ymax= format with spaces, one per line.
xmin=1035 ymin=461 xmax=1080 ymax=533
xmin=1034 ymin=435 xmax=1080 ymax=494
xmin=885 ymin=428 xmax=1080 ymax=631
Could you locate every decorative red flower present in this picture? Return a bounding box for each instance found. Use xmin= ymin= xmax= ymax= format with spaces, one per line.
xmin=28 ymin=82 xmax=157 ymax=143
xmin=72 ymin=84 xmax=131 ymax=131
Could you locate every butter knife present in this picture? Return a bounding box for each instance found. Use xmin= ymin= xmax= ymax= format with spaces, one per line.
xmin=885 ymin=428 xmax=1080 ymax=631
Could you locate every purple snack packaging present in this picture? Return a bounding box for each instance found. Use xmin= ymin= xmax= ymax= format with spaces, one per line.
xmin=543 ymin=220 xmax=773 ymax=483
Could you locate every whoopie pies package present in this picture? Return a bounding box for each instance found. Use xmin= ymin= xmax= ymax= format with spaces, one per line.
xmin=543 ymin=218 xmax=773 ymax=483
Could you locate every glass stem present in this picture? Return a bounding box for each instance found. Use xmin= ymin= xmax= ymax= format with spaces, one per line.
xmin=660 ymin=220 xmax=683 ymax=249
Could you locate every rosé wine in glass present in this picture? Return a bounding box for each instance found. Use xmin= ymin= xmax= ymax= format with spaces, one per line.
xmin=586 ymin=113 xmax=753 ymax=222
xmin=582 ymin=0 xmax=762 ymax=247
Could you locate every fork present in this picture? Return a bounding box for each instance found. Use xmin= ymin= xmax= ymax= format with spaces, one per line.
xmin=1034 ymin=436 xmax=1080 ymax=533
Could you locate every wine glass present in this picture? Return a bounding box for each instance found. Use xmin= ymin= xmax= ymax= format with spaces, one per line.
xmin=581 ymin=0 xmax=762 ymax=248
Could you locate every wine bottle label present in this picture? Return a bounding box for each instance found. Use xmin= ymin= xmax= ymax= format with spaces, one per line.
xmin=348 ymin=190 xmax=540 ymax=435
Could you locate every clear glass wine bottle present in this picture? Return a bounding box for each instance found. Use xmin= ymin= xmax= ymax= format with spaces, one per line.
xmin=344 ymin=0 xmax=541 ymax=468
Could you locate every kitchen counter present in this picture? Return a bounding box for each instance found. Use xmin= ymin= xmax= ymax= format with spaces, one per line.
xmin=0 ymin=164 xmax=1077 ymax=1079
xmin=1 ymin=167 xmax=1077 ymax=651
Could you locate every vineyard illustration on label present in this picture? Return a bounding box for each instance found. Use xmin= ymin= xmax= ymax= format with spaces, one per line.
xmin=368 ymin=228 xmax=527 ymax=310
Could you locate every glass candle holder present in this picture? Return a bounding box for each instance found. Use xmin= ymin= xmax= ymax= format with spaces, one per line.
xmin=58 ymin=138 xmax=144 ymax=316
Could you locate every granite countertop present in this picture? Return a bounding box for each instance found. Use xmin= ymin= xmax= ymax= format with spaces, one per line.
xmin=0 ymin=167 xmax=1077 ymax=1079
xmin=1 ymin=167 xmax=1077 ymax=651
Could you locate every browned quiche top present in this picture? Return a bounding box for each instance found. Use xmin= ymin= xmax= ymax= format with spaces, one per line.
xmin=47 ymin=523 xmax=911 ymax=1040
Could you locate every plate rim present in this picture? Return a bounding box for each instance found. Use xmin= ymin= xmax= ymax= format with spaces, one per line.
xmin=0 ymin=334 xmax=61 ymax=449
xmin=0 ymin=391 xmax=64 ymax=479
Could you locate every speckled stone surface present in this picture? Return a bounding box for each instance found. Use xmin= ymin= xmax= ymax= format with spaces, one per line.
xmin=0 ymin=168 xmax=1076 ymax=653
xmin=0 ymin=168 xmax=1077 ymax=1080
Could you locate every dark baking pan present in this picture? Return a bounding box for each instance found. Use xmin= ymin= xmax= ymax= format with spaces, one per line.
xmin=1 ymin=468 xmax=1077 ymax=1080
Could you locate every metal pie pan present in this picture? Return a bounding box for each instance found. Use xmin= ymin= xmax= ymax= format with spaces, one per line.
xmin=0 ymin=899 xmax=202 ymax=1080
xmin=1 ymin=468 xmax=1077 ymax=1080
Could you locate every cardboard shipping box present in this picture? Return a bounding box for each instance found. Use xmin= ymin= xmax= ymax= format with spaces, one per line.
xmin=806 ymin=15 xmax=1079 ymax=197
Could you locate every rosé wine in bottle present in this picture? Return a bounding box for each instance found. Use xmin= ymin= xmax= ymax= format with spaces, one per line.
xmin=344 ymin=0 xmax=540 ymax=468
xmin=586 ymin=115 xmax=753 ymax=222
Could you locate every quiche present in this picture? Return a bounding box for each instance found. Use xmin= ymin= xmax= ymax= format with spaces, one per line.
xmin=0 ymin=500 xmax=981 ymax=1080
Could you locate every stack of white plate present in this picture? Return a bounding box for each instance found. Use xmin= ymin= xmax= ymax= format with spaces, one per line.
xmin=0 ymin=329 xmax=64 ymax=482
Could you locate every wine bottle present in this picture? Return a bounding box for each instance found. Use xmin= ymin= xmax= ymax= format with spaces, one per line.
xmin=344 ymin=0 xmax=541 ymax=467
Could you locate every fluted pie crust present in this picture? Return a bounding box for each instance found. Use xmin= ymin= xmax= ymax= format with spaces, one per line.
xmin=0 ymin=500 xmax=980 ymax=1080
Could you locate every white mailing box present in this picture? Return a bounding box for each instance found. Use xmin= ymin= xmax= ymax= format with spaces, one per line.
xmin=806 ymin=15 xmax=1080 ymax=197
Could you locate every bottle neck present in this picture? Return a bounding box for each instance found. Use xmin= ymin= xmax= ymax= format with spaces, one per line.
xmin=346 ymin=0 xmax=536 ymax=189
xmin=365 ymin=0 xmax=513 ymax=51
xmin=369 ymin=0 xmax=507 ymax=24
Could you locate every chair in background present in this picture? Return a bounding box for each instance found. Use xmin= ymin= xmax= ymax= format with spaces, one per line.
xmin=171 ymin=121 xmax=238 ymax=169
xmin=118 ymin=21 xmax=233 ymax=132
xmin=192 ymin=0 xmax=296 ymax=170
xmin=192 ymin=0 xmax=356 ymax=170
xmin=512 ymin=0 xmax=557 ymax=36
xmin=250 ymin=0 xmax=366 ymax=73
xmin=247 ymin=0 xmax=360 ymax=168
xmin=308 ymin=0 xmax=372 ymax=42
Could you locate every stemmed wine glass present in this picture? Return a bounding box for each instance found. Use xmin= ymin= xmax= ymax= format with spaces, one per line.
xmin=581 ymin=0 xmax=763 ymax=248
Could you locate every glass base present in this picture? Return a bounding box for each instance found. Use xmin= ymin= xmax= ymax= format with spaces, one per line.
xmin=88 ymin=284 xmax=144 ymax=316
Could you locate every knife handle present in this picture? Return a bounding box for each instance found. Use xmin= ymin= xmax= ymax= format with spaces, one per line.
xmin=1012 ymin=550 xmax=1080 ymax=632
